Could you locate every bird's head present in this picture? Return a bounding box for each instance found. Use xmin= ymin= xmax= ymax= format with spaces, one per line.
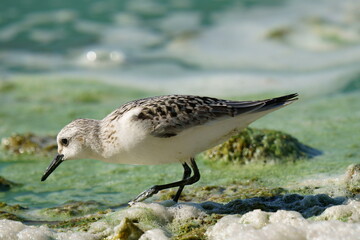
xmin=41 ymin=119 xmax=99 ymax=181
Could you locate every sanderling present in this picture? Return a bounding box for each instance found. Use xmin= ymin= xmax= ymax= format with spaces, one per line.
xmin=41 ymin=93 xmax=298 ymax=204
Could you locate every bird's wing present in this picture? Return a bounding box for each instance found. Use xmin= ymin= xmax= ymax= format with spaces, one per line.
xmin=125 ymin=94 xmax=297 ymax=138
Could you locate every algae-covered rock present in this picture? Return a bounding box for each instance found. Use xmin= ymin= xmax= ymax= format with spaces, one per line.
xmin=341 ymin=73 xmax=360 ymax=93
xmin=0 ymin=176 xmax=20 ymax=191
xmin=1 ymin=133 xmax=57 ymax=155
xmin=0 ymin=211 xmax=25 ymax=221
xmin=345 ymin=164 xmax=360 ymax=195
xmin=0 ymin=81 xmax=16 ymax=92
xmin=0 ymin=202 xmax=28 ymax=221
xmin=111 ymin=217 xmax=144 ymax=240
xmin=0 ymin=202 xmax=27 ymax=212
xmin=265 ymin=26 xmax=292 ymax=40
xmin=204 ymin=127 xmax=320 ymax=164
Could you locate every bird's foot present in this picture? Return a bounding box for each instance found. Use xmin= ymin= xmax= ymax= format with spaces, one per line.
xmin=128 ymin=185 xmax=159 ymax=206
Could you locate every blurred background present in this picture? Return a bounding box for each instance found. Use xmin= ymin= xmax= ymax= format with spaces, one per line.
xmin=0 ymin=0 xmax=359 ymax=214
xmin=1 ymin=0 xmax=360 ymax=95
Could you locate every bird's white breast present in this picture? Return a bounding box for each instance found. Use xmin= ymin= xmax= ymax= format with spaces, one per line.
xmin=98 ymin=107 xmax=269 ymax=165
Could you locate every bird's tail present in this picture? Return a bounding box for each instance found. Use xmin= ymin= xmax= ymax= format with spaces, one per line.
xmin=256 ymin=93 xmax=298 ymax=112
xmin=233 ymin=93 xmax=298 ymax=126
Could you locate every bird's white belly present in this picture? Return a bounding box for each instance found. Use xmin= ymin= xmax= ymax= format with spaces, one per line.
xmin=103 ymin=114 xmax=260 ymax=165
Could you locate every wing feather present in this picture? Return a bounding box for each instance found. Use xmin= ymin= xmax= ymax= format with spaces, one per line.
xmin=117 ymin=94 xmax=298 ymax=138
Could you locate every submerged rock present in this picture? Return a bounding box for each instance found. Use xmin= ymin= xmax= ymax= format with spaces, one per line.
xmin=0 ymin=176 xmax=20 ymax=191
xmin=0 ymin=211 xmax=25 ymax=221
xmin=345 ymin=164 xmax=360 ymax=195
xmin=1 ymin=133 xmax=57 ymax=155
xmin=265 ymin=26 xmax=293 ymax=40
xmin=0 ymin=202 xmax=28 ymax=221
xmin=341 ymin=73 xmax=360 ymax=93
xmin=0 ymin=202 xmax=27 ymax=212
xmin=204 ymin=128 xmax=321 ymax=164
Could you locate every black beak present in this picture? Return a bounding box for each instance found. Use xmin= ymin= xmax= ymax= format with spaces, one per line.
xmin=41 ymin=154 xmax=64 ymax=181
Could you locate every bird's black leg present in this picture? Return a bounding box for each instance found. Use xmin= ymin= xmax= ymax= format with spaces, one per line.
xmin=172 ymin=162 xmax=192 ymax=202
xmin=129 ymin=158 xmax=200 ymax=205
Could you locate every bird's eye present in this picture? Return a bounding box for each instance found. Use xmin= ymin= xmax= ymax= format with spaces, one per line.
xmin=61 ymin=138 xmax=69 ymax=146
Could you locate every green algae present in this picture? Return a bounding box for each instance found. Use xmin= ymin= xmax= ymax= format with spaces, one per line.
xmin=0 ymin=81 xmax=16 ymax=93
xmin=311 ymin=200 xmax=360 ymax=223
xmin=203 ymin=127 xmax=318 ymax=164
xmin=0 ymin=202 xmax=27 ymax=212
xmin=337 ymin=213 xmax=354 ymax=223
xmin=290 ymin=186 xmax=316 ymax=196
xmin=0 ymin=202 xmax=28 ymax=221
xmin=0 ymin=211 xmax=25 ymax=221
xmin=159 ymin=180 xmax=286 ymax=203
xmin=72 ymin=91 xmax=103 ymax=104
xmin=49 ymin=214 xmax=105 ymax=231
xmin=265 ymin=26 xmax=292 ymax=40
xmin=41 ymin=201 xmax=112 ymax=231
xmin=41 ymin=200 xmax=107 ymax=219
xmin=172 ymin=214 xmax=223 ymax=240
xmin=126 ymin=207 xmax=170 ymax=229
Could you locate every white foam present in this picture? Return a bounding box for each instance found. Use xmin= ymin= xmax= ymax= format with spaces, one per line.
xmin=238 ymin=209 xmax=270 ymax=229
xmin=0 ymin=220 xmax=99 ymax=240
xmin=206 ymin=209 xmax=360 ymax=240
xmin=139 ymin=229 xmax=170 ymax=240
xmin=315 ymin=200 xmax=360 ymax=222
xmin=168 ymin=203 xmax=206 ymax=222
xmin=126 ymin=202 xmax=173 ymax=223
xmin=0 ymin=220 xmax=25 ymax=240
xmin=2 ymin=200 xmax=359 ymax=240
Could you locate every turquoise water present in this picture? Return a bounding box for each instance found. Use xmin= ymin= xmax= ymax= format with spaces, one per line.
xmin=1 ymin=0 xmax=360 ymax=218
xmin=0 ymin=0 xmax=283 ymax=73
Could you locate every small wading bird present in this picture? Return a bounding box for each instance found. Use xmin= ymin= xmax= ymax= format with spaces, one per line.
xmin=41 ymin=93 xmax=298 ymax=204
